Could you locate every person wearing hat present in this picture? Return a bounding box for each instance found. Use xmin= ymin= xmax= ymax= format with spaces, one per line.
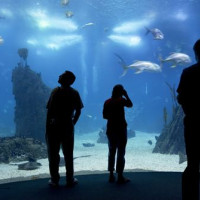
xmin=46 ymin=70 xmax=83 ymax=187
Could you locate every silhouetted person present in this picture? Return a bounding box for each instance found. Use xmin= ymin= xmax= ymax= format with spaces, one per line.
xmin=177 ymin=39 xmax=200 ymax=200
xmin=46 ymin=71 xmax=83 ymax=187
xmin=103 ymin=84 xmax=133 ymax=183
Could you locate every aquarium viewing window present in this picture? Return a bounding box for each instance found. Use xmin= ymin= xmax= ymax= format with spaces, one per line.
xmin=0 ymin=0 xmax=199 ymax=183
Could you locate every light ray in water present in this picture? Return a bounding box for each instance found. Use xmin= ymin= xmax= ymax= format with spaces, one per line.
xmin=26 ymin=34 xmax=82 ymax=50
xmin=92 ymin=64 xmax=98 ymax=93
xmin=108 ymin=35 xmax=141 ymax=46
xmin=145 ymin=82 xmax=148 ymax=95
xmin=0 ymin=8 xmax=13 ymax=18
xmin=26 ymin=8 xmax=78 ymax=32
xmin=113 ymin=20 xmax=150 ymax=34
xmin=80 ymin=41 xmax=88 ymax=102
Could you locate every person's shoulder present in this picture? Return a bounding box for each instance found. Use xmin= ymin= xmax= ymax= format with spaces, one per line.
xmin=69 ymin=87 xmax=81 ymax=96
xmin=71 ymin=87 xmax=78 ymax=92
xmin=183 ymin=63 xmax=199 ymax=73
xmin=104 ymin=98 xmax=112 ymax=104
xmin=51 ymin=87 xmax=60 ymax=94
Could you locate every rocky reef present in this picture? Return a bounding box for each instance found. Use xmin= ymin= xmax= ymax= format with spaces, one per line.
xmin=153 ymin=82 xmax=186 ymax=164
xmin=0 ymin=48 xmax=51 ymax=164
xmin=12 ymin=62 xmax=51 ymax=142
xmin=0 ymin=136 xmax=47 ymax=164
xmin=153 ymin=106 xmax=185 ymax=160
xmin=97 ymin=127 xmax=136 ymax=144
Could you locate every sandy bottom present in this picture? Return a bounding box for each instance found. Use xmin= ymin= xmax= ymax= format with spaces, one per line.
xmin=0 ymin=131 xmax=186 ymax=184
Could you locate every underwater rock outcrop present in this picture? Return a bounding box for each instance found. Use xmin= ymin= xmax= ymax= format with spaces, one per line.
xmin=12 ymin=63 xmax=51 ymax=142
xmin=97 ymin=127 xmax=136 ymax=144
xmin=17 ymin=157 xmax=42 ymax=170
xmin=82 ymin=143 xmax=95 ymax=147
xmin=0 ymin=136 xmax=47 ymax=164
xmin=153 ymin=106 xmax=185 ymax=156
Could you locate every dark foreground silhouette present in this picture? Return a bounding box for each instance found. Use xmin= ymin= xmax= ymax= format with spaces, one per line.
xmin=177 ymin=39 xmax=200 ymax=200
xmin=0 ymin=172 xmax=184 ymax=200
xmin=46 ymin=71 xmax=83 ymax=187
xmin=103 ymin=84 xmax=133 ymax=183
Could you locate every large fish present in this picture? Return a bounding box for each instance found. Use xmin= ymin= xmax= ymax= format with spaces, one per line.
xmin=115 ymin=53 xmax=162 ymax=76
xmin=61 ymin=0 xmax=69 ymax=6
xmin=81 ymin=22 xmax=94 ymax=29
xmin=160 ymin=52 xmax=191 ymax=68
xmin=0 ymin=36 xmax=4 ymax=44
xmin=145 ymin=27 xmax=164 ymax=40
xmin=65 ymin=10 xmax=73 ymax=18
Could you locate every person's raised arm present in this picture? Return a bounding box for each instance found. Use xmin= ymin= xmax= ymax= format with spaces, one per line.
xmin=123 ymin=89 xmax=133 ymax=107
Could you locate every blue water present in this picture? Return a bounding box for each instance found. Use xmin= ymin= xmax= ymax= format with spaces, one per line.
xmin=0 ymin=0 xmax=200 ymax=135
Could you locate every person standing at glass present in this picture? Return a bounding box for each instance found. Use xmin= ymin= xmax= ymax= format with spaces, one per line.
xmin=177 ymin=39 xmax=200 ymax=200
xmin=46 ymin=70 xmax=83 ymax=187
xmin=103 ymin=84 xmax=133 ymax=183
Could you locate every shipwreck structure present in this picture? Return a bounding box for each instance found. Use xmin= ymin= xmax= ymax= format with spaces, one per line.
xmin=12 ymin=48 xmax=51 ymax=142
xmin=153 ymin=106 xmax=185 ymax=155
xmin=153 ymin=82 xmax=186 ymax=163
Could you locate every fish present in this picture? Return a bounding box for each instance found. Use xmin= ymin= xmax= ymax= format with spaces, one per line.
xmin=115 ymin=53 xmax=162 ymax=76
xmin=129 ymin=61 xmax=162 ymax=74
xmin=160 ymin=52 xmax=191 ymax=68
xmin=0 ymin=36 xmax=4 ymax=44
xmin=145 ymin=27 xmax=164 ymax=40
xmin=148 ymin=140 xmax=153 ymax=145
xmin=86 ymin=114 xmax=93 ymax=118
xmin=82 ymin=143 xmax=95 ymax=147
xmin=65 ymin=10 xmax=73 ymax=18
xmin=81 ymin=22 xmax=94 ymax=29
xmin=17 ymin=158 xmax=42 ymax=170
xmin=61 ymin=0 xmax=69 ymax=6
xmin=59 ymin=155 xmax=92 ymax=166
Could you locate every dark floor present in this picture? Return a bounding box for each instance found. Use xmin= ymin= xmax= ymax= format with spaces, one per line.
xmin=0 ymin=172 xmax=183 ymax=200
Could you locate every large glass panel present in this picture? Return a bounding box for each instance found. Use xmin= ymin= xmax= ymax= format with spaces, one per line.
xmin=0 ymin=0 xmax=198 ymax=183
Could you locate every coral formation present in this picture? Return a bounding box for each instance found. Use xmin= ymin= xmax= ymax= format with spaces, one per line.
xmin=0 ymin=136 xmax=47 ymax=163
xmin=153 ymin=106 xmax=185 ymax=155
xmin=18 ymin=48 xmax=28 ymax=66
xmin=163 ymin=106 xmax=168 ymax=126
xmin=97 ymin=127 xmax=136 ymax=144
xmin=82 ymin=143 xmax=95 ymax=147
xmin=12 ymin=63 xmax=51 ymax=142
xmin=153 ymin=82 xmax=186 ymax=162
xmin=18 ymin=158 xmax=42 ymax=170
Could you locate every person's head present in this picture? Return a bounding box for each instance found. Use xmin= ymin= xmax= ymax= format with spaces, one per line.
xmin=58 ymin=70 xmax=76 ymax=86
xmin=112 ymin=84 xmax=124 ymax=98
xmin=193 ymin=39 xmax=200 ymax=62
